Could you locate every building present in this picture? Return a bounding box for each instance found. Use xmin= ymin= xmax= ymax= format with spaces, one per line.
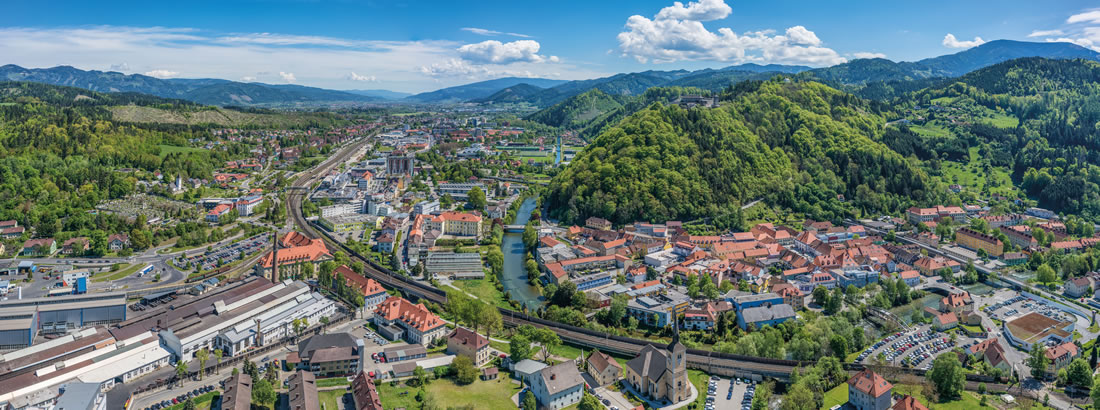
xmin=206 ymin=203 xmax=233 ymax=223
xmin=386 ymin=150 xmax=414 ymax=176
xmin=287 ymin=370 xmax=320 ymax=410
xmin=626 ymin=291 xmax=690 ymax=328
xmin=107 ymin=233 xmax=130 ymax=251
xmin=382 ymin=345 xmax=427 ymax=363
xmin=586 ymin=217 xmax=612 ymax=231
xmin=255 ymin=232 xmax=333 ymax=281
xmin=586 ymin=350 xmax=622 ymax=387
xmin=892 ymin=395 xmax=929 ymax=410
xmin=413 ymin=200 xmax=439 ymax=215
xmin=932 ymin=311 xmax=958 ymax=331
xmin=297 ymin=333 xmax=363 ymax=377
xmin=847 ymin=369 xmax=892 ymax=410
xmin=425 ymin=252 xmax=485 ymax=280
xmin=438 ymin=182 xmax=486 ymax=200
xmin=335 ymin=265 xmax=389 ymax=310
xmin=624 ymin=329 xmax=689 ymax=405
xmin=1000 ymin=225 xmax=1038 ymax=249
xmin=738 ymin=304 xmax=796 ymax=330
xmin=674 ymin=95 xmax=717 ymax=108
xmin=61 ymin=237 xmax=90 ymax=255
xmin=447 ymin=327 xmax=490 ymax=366
xmin=52 ymin=382 xmax=106 ymax=410
xmin=235 ymin=195 xmax=264 ymax=216
xmin=373 ymin=296 xmax=448 ymax=345
xmin=1026 ymin=207 xmax=1056 ymax=219
xmin=21 ymin=238 xmax=56 ymax=257
xmin=0 ymin=292 xmax=127 ymax=348
xmin=221 ymin=373 xmax=253 ymax=410
xmin=1066 ymin=277 xmax=1092 ymax=298
xmin=1045 ymin=341 xmax=1080 ymax=375
xmin=351 ymin=370 xmax=383 ymax=410
xmin=1004 ymin=312 xmax=1075 ymax=350
xmin=512 ymin=359 xmax=548 ymax=385
xmin=530 ymin=362 xmax=585 ymax=410
xmin=954 ymin=227 xmax=1003 ymax=257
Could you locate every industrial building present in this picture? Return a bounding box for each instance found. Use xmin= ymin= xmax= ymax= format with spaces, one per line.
xmin=0 ymin=292 xmax=127 ymax=350
xmin=424 ymin=252 xmax=485 ymax=280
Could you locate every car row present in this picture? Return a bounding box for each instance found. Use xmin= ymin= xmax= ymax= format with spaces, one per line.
xmin=903 ymin=337 xmax=956 ymax=369
xmin=143 ymin=385 xmax=215 ymax=410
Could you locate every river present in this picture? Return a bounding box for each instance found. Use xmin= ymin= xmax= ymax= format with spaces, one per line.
xmin=500 ymin=198 xmax=545 ymax=311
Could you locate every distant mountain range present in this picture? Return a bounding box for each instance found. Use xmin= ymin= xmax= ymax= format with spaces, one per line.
xmin=2 ymin=39 xmax=1097 ymax=107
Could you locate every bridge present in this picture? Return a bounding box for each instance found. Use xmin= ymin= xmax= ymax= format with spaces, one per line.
xmin=503 ymin=225 xmax=525 ymax=233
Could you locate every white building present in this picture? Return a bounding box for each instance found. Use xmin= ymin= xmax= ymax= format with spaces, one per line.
xmin=321 ymin=202 xmax=361 ymax=218
xmin=530 ymin=362 xmax=584 ymax=410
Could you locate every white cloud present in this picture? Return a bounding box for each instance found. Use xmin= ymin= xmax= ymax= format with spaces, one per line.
xmin=616 ymin=0 xmax=845 ymax=66
xmin=1027 ymin=29 xmax=1064 ymax=38
xmin=851 ymin=52 xmax=886 ymax=59
xmin=144 ymin=69 xmax=178 ymax=78
xmin=1067 ymin=10 xmax=1100 ymax=24
xmin=457 ymin=40 xmax=556 ymax=64
xmin=655 ymin=0 xmax=731 ymax=21
xmin=0 ymin=25 xmax=601 ymax=93
xmin=348 ymin=72 xmax=376 ymax=82
xmin=942 ymin=33 xmax=986 ymax=49
xmin=460 ymin=27 xmax=531 ymax=38
xmin=279 ymin=72 xmax=296 ymax=83
xmin=109 ymin=62 xmax=130 ymax=71
xmin=418 ymin=58 xmax=540 ymax=79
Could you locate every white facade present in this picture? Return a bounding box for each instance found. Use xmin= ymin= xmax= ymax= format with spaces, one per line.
xmin=321 ymin=203 xmax=361 ymax=218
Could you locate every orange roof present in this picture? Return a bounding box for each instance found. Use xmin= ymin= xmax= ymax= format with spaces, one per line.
xmin=208 ymin=204 xmax=232 ymax=215
xmin=546 ymin=263 xmax=567 ymax=279
xmin=631 ymin=280 xmax=661 ymax=290
xmin=899 ymin=270 xmax=919 ymax=279
xmin=892 ymin=395 xmax=929 ymax=410
xmin=440 ymin=211 xmax=482 ymax=223
xmin=336 ymin=265 xmax=386 ymax=296
xmin=934 ymin=311 xmax=958 ymax=325
xmin=374 ymin=296 xmax=444 ymax=332
xmin=260 ymin=232 xmax=331 ymax=268
xmin=848 ymin=369 xmax=892 ymax=397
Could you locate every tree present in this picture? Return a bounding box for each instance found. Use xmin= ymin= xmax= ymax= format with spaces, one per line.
xmin=752 ymin=380 xmax=773 ymax=410
xmin=452 ymin=355 xmax=478 ymax=384
xmin=928 ymin=353 xmax=965 ymax=400
xmin=195 ymin=348 xmax=209 ymax=381
xmin=300 ymin=261 xmax=315 ymax=279
xmin=183 ymin=399 xmax=196 ymax=410
xmin=1028 ymin=344 xmax=1050 ymax=380
xmin=510 ymin=334 xmax=533 ymax=362
xmin=578 ymin=391 xmax=602 ymax=410
xmin=522 ymin=225 xmax=538 ymax=249
xmin=264 ymin=363 xmax=278 ymax=385
xmin=440 ymin=194 xmax=454 ymax=209
xmin=243 ymin=360 xmax=259 ymax=380
xmin=1066 ymin=358 xmax=1093 ymax=388
xmin=1092 ymin=375 xmax=1100 ymax=407
xmin=781 ymin=383 xmax=816 ymax=410
xmin=467 ymin=186 xmax=487 ymax=210
xmin=175 ymin=360 xmax=188 ymax=387
xmin=522 ymin=391 xmax=537 ymax=410
xmin=1036 ymin=263 xmax=1057 ymax=285
xmin=251 ymin=379 xmax=276 ymax=410
xmin=812 ymin=286 xmax=828 ymax=306
xmin=414 ymin=366 xmax=429 ymax=387
xmin=829 ymin=334 xmax=849 ymax=359
xmin=213 ymin=349 xmax=223 ymax=375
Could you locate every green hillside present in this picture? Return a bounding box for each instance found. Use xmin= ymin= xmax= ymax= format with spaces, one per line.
xmin=524 ymin=89 xmax=625 ymax=128
xmin=545 ymin=80 xmax=938 ymax=225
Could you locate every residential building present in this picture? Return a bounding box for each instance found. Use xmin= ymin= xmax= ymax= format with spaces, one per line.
xmin=255 ymin=231 xmax=333 ymax=281
xmin=61 ymin=237 xmax=90 ymax=255
xmin=738 ymin=304 xmax=796 ymax=330
xmin=892 ymin=395 xmax=929 ymax=410
xmin=335 ymin=265 xmax=389 ymax=310
xmin=447 ymin=327 xmax=490 ymax=366
xmin=954 ymin=227 xmax=1003 ymax=257
xmin=1000 ymin=225 xmax=1039 ymax=249
xmin=530 ymin=362 xmax=585 ymax=410
xmin=586 ymin=350 xmax=623 ymax=387
xmin=287 ymin=370 xmax=320 ymax=410
xmin=107 ymin=233 xmax=130 ymax=250
xmin=352 ymin=370 xmax=383 ymax=410
xmin=586 ymin=217 xmax=612 ymax=230
xmin=847 ymin=369 xmax=892 ymax=410
xmin=512 ymin=359 xmax=548 ymax=385
xmin=1045 ymin=341 xmax=1080 ymax=376
xmin=932 ymin=311 xmax=958 ymax=331
xmin=624 ymin=331 xmax=689 ymax=405
xmin=21 ymin=238 xmax=56 ymax=256
xmin=373 ymin=296 xmax=448 ymax=345
xmin=1066 ymin=277 xmax=1092 ymax=298
xmin=297 ymin=333 xmax=363 ymax=377
xmin=221 ymin=373 xmax=253 ymax=410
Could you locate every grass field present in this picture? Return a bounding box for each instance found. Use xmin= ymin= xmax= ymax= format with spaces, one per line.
xmin=378 ymin=377 xmax=522 ymax=410
xmin=316 ymin=377 xmax=350 ymax=388
xmin=450 ymin=279 xmax=512 ymax=310
xmin=91 ymin=263 xmax=142 ymax=283
xmin=940 ymin=147 xmax=1019 ymax=196
xmin=909 ymin=122 xmax=954 ymax=138
xmin=158 ymin=144 xmax=208 ymax=158
xmin=985 ymin=112 xmax=1019 ymax=128
xmin=893 ymin=384 xmax=982 ymax=410
xmin=823 ymin=383 xmax=849 ymax=408
xmin=318 ymin=390 xmax=346 ymax=410
xmin=163 ymin=392 xmax=219 ymax=410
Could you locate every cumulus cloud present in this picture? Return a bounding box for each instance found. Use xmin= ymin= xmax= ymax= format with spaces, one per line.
xmin=1067 ymin=10 xmax=1100 ymax=24
xmin=851 ymin=52 xmax=886 ymax=59
xmin=457 ymin=40 xmax=556 ymax=64
xmin=418 ymin=58 xmax=539 ymax=79
xmin=144 ymin=69 xmax=178 ymax=78
xmin=616 ymin=0 xmax=845 ymax=66
xmin=348 ymin=72 xmax=376 ymax=82
xmin=1028 ymin=29 xmax=1064 ymax=38
xmin=460 ymin=27 xmax=531 ymax=38
xmin=942 ymin=33 xmax=985 ymax=49
xmin=241 ymin=76 xmax=256 ymax=82
xmin=279 ymin=72 xmax=296 ymax=83
xmin=109 ymin=62 xmax=131 ymax=71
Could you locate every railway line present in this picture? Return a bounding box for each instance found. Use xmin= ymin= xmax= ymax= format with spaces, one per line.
xmin=281 ymin=137 xmax=1024 ymax=390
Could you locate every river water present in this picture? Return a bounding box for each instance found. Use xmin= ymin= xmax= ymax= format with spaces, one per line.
xmin=500 ymin=198 xmax=545 ymax=311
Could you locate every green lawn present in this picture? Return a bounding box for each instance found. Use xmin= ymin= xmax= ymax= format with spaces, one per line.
xmin=910 ymin=122 xmax=953 ymax=138
xmin=687 ymin=370 xmax=710 ymax=409
xmin=91 ymin=263 xmax=142 ymax=283
xmin=893 ymin=384 xmax=984 ymax=410
xmin=158 ymin=144 xmax=208 ymax=158
xmin=450 ymin=279 xmax=512 ymax=310
xmin=985 ymin=112 xmax=1019 ymax=128
xmin=317 ymin=390 xmax=346 ymax=410
xmin=163 ymin=392 xmax=219 ymax=410
xmin=378 ymin=377 xmax=522 ymax=410
xmin=316 ymin=377 xmax=350 ymax=388
xmin=823 ymin=384 xmax=849 ymax=408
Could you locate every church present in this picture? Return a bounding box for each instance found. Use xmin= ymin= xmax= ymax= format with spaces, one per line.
xmin=624 ymin=323 xmax=690 ymax=405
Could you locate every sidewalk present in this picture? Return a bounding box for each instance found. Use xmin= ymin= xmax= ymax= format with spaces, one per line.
xmin=619 ymin=381 xmax=698 ymax=410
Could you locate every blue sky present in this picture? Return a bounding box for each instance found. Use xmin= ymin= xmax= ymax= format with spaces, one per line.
xmin=2 ymin=0 xmax=1099 ymax=92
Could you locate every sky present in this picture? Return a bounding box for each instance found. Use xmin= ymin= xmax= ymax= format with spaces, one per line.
xmin=2 ymin=0 xmax=1099 ymax=93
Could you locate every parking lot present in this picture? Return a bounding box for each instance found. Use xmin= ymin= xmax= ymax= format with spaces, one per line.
xmin=983 ymin=294 xmax=1075 ymax=324
xmin=857 ymin=326 xmax=972 ymax=369
xmin=175 ymin=234 xmax=269 ymax=271
xmin=703 ymin=375 xmax=754 ymax=410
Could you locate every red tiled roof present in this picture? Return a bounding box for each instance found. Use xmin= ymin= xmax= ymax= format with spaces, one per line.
xmin=374 ymin=296 xmax=444 ymax=332
xmin=848 ymin=369 xmax=892 ymax=397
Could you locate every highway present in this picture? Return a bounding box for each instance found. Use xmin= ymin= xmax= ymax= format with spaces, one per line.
xmin=281 ymin=140 xmax=1027 ymax=391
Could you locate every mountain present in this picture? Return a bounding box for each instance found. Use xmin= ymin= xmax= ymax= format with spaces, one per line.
xmin=483 ymin=70 xmax=693 ymax=107
xmin=0 ymin=64 xmax=381 ymax=106
xmin=470 ymin=83 xmax=546 ymax=104
xmin=404 ymin=77 xmax=567 ymax=103
xmin=345 ymin=89 xmax=412 ymax=100
xmin=524 ymin=89 xmax=626 ymax=128
xmin=545 ymin=80 xmax=938 ymax=225
xmin=721 ymin=63 xmax=812 ymax=73
xmin=663 ymin=69 xmax=778 ymax=90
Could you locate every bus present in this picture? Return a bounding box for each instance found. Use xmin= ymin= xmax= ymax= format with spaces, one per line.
xmin=138 ymin=265 xmax=155 ymax=277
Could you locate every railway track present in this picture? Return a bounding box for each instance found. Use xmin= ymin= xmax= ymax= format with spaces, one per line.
xmin=282 ymin=137 xmax=1022 ymax=389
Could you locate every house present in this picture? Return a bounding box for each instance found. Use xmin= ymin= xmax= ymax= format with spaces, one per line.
xmin=351 ymin=370 xmax=383 ymax=410
xmin=1045 ymin=341 xmax=1080 ymax=375
xmin=482 ymin=367 xmax=499 ymax=381
xmin=1002 ymin=252 xmax=1027 ymax=266
xmin=297 ymin=333 xmax=363 ymax=377
xmin=847 ymin=369 xmax=892 ymax=410
xmin=624 ymin=330 xmax=689 ymax=405
xmin=336 ymin=265 xmax=389 ymax=310
xmin=898 ymin=270 xmax=920 ymax=287
xmin=530 ymin=362 xmax=585 ymax=410
xmin=586 ymin=217 xmax=612 ymax=231
xmin=892 ymin=395 xmax=929 ymax=410
xmin=61 ymin=237 xmax=90 ymax=255
xmin=939 ymin=292 xmax=972 ymax=313
xmin=376 ymin=233 xmax=395 ymax=253
xmin=287 ymin=370 xmax=320 ymax=410
xmin=373 ymin=296 xmax=448 ymax=345
xmin=586 ymin=350 xmax=623 ymax=387
xmin=220 ymin=373 xmax=253 ymax=410
xmin=447 ymin=327 xmax=490 ymax=366
xmin=1065 ymin=277 xmax=1092 ymax=298
xmin=108 ymin=233 xmax=130 ymax=250
xmin=932 ymin=311 xmax=958 ymax=331
xmin=22 ymin=238 xmax=56 ymax=256
xmin=738 ymin=304 xmax=796 ymax=330
xmin=0 ymin=225 xmax=25 ymax=239
xmin=255 ymin=231 xmax=333 ymax=281
xmin=512 ymin=359 xmax=548 ymax=385
xmin=976 ymin=339 xmax=1012 ymax=373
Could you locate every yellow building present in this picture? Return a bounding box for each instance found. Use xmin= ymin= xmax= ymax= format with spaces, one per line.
xmin=955 ymin=227 xmax=1003 ymax=257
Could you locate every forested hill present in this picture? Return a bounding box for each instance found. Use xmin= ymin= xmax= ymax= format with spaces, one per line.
xmin=545 ymin=80 xmax=940 ymax=226
xmin=900 ymin=58 xmax=1100 ymax=219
